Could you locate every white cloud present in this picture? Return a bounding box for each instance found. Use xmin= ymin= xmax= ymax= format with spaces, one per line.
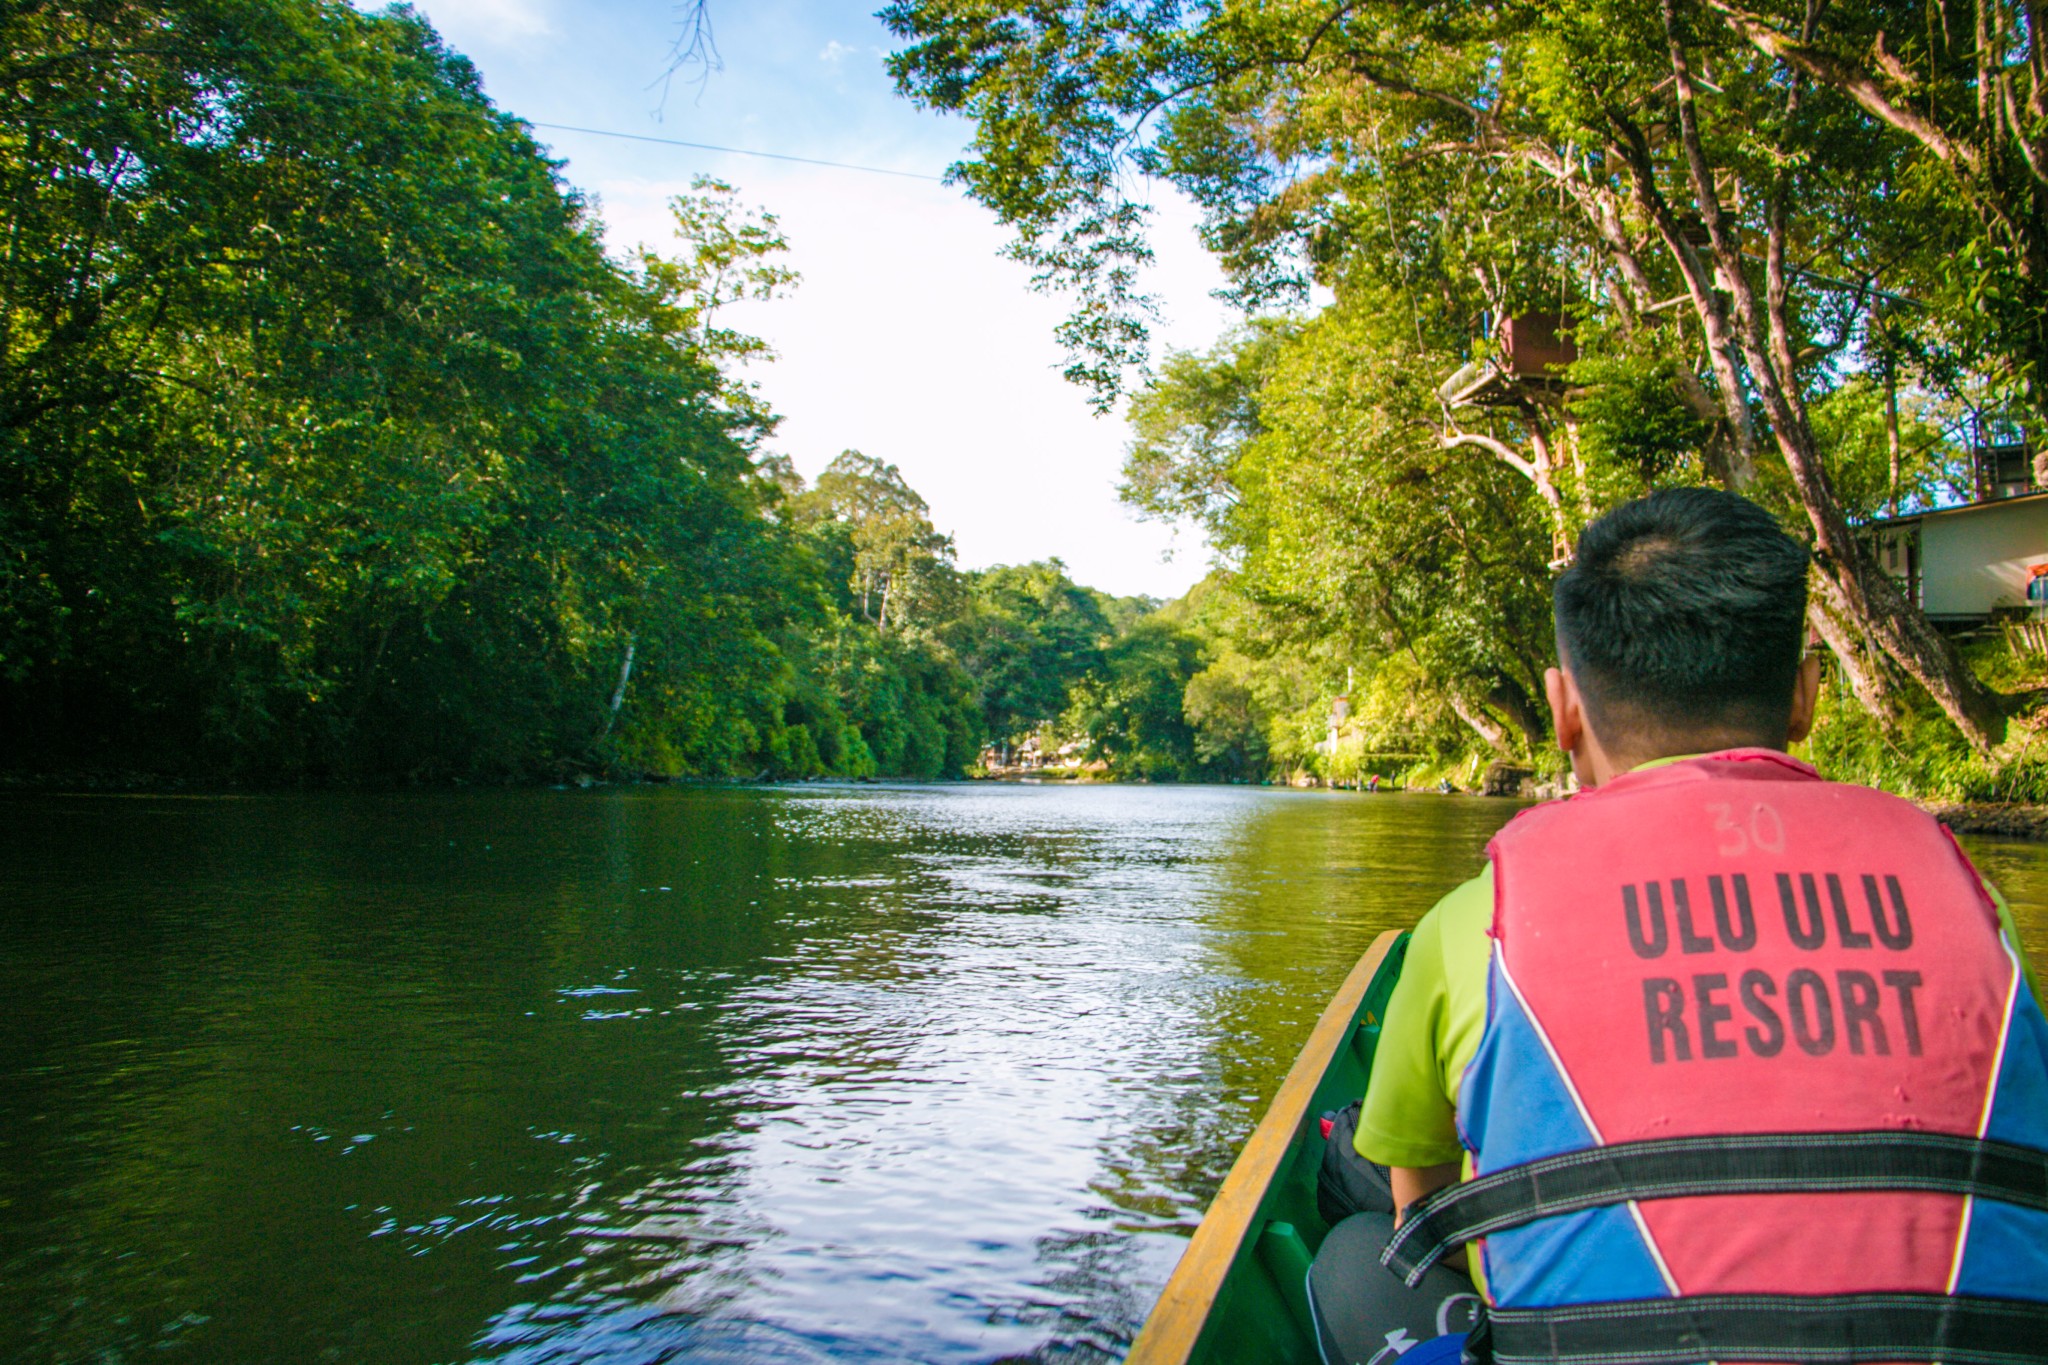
xmin=818 ymin=39 xmax=856 ymax=64
xmin=597 ymin=169 xmax=1233 ymax=599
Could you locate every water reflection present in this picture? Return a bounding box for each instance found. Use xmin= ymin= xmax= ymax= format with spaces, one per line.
xmin=1 ymin=786 xmax=2041 ymax=1364
xmin=1959 ymin=833 xmax=2048 ymax=967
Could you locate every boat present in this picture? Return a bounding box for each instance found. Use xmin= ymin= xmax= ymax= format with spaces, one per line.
xmin=1127 ymin=929 xmax=1411 ymax=1365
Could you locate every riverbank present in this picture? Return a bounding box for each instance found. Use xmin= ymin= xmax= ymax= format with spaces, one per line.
xmin=11 ymin=767 xmax=2048 ymax=841
xmin=1923 ymin=801 xmax=2048 ymax=841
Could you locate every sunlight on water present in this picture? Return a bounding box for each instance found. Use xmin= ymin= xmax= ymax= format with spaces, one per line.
xmin=2 ymin=786 xmax=2042 ymax=1363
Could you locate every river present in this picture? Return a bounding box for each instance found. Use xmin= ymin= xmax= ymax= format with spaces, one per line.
xmin=4 ymin=784 xmax=2044 ymax=1364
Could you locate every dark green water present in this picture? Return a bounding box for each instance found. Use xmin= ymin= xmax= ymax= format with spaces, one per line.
xmin=2 ymin=785 xmax=2043 ymax=1364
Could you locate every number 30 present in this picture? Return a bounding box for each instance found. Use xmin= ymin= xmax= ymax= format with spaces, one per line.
xmin=1707 ymin=801 xmax=1784 ymax=856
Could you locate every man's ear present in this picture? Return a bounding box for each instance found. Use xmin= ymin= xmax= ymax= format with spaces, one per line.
xmin=1785 ymin=652 xmax=1824 ymax=744
xmin=1545 ymin=665 xmax=1583 ymax=755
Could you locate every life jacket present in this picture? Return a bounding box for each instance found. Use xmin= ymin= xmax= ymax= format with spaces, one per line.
xmin=1380 ymin=750 xmax=2048 ymax=1364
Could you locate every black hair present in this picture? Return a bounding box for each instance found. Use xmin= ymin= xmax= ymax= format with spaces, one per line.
xmin=1554 ymin=487 xmax=1811 ymax=741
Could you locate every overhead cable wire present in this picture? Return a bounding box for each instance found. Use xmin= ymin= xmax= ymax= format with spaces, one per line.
xmin=0 ymin=57 xmax=946 ymax=183
xmin=526 ymin=121 xmax=944 ymax=182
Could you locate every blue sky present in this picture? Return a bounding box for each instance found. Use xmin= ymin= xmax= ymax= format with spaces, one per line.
xmin=375 ymin=0 xmax=1233 ymax=598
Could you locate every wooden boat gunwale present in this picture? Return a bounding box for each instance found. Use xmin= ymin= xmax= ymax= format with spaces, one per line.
xmin=1127 ymin=929 xmax=1406 ymax=1364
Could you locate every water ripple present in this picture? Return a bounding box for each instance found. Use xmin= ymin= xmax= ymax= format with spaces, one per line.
xmin=0 ymin=785 xmax=1644 ymax=1362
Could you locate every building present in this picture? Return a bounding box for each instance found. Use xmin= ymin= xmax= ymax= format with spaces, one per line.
xmin=1867 ymin=488 xmax=2048 ymax=623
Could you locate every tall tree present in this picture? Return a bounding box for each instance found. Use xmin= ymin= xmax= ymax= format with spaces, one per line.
xmin=0 ymin=0 xmax=802 ymax=780
xmin=1127 ymin=287 xmax=1559 ymax=756
xmin=885 ymin=0 xmax=2029 ymax=749
xmin=633 ymin=174 xmax=801 ymax=431
xmin=798 ymin=450 xmax=958 ymax=633
xmin=1701 ymin=0 xmax=2048 ymax=424
xmin=948 ymin=559 xmax=1109 ymax=745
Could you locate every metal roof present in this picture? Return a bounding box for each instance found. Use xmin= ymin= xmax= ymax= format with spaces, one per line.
xmin=1857 ymin=487 xmax=2048 ymax=529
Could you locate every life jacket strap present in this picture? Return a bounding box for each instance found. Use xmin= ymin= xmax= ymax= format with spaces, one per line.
xmin=1380 ymin=1130 xmax=2048 ymax=1285
xmin=1484 ymin=1291 xmax=2048 ymax=1364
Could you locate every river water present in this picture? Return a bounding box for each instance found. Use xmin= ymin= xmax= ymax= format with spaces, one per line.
xmin=3 ymin=784 xmax=2044 ymax=1364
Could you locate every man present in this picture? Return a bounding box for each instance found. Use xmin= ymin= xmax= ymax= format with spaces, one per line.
xmin=1324 ymin=488 xmax=2048 ymax=1363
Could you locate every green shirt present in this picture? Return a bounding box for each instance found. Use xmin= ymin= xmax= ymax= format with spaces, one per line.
xmin=1354 ymin=865 xmax=1494 ymax=1169
xmin=1356 ymin=826 xmax=2041 ymax=1172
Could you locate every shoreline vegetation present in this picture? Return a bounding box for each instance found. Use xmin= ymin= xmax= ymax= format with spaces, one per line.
xmin=9 ymin=767 xmax=2045 ymax=846
xmin=3 ymin=3 xmax=2045 ymax=819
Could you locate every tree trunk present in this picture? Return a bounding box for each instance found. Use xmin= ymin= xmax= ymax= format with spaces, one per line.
xmin=1441 ymin=426 xmax=1572 ymax=559
xmin=1818 ymin=539 xmax=2006 ymax=747
xmin=1486 ymin=674 xmax=1551 ymax=753
xmin=1882 ymin=343 xmax=1903 ymax=517
xmin=1806 ymin=588 xmax=1906 ymax=726
xmin=348 ymin=620 xmax=395 ymax=727
xmin=1522 ymin=409 xmax=1578 ymax=560
xmin=601 ymin=634 xmax=636 ymax=740
xmin=1449 ymin=691 xmax=1514 ymax=757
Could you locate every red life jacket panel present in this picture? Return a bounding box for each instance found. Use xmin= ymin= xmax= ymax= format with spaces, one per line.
xmin=1449 ymin=750 xmax=2048 ymax=1323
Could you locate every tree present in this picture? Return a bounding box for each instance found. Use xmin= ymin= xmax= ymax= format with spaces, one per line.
xmin=948 ymin=559 xmax=1109 ymax=746
xmin=1125 ymin=285 xmax=1562 ymax=758
xmin=1700 ymin=0 xmax=2048 ymax=424
xmin=884 ymin=0 xmax=2029 ymax=749
xmin=1182 ymin=657 xmax=1267 ymax=777
xmin=798 ymin=450 xmax=959 ymax=633
xmin=633 ymin=175 xmax=801 ymax=432
xmin=0 ymin=1 xmax=808 ymax=781
xmin=1068 ymin=616 xmax=1208 ymax=778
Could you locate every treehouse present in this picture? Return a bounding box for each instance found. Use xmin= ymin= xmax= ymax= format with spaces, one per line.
xmin=1435 ymin=313 xmax=1578 ymax=410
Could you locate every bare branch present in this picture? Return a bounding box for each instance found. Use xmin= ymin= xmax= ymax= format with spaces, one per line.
xmin=655 ymin=0 xmax=723 ymax=112
xmin=1871 ymin=30 xmax=1920 ymax=88
xmin=2024 ymin=0 xmax=2048 ymax=118
xmin=2000 ymin=66 xmax=2048 ymax=179
xmin=1762 ymin=0 xmax=1822 ymax=447
xmin=1978 ymin=0 xmax=1997 ymax=127
xmin=1296 ymin=1 xmax=1366 ymax=67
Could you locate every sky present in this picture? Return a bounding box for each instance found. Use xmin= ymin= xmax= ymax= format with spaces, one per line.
xmin=371 ymin=0 xmax=1237 ymax=599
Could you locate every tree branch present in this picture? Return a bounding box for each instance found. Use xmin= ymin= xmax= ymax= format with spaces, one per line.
xmin=1706 ymin=0 xmax=1982 ymax=172
xmin=1440 ymin=429 xmax=1540 ymax=483
xmin=1605 ymin=110 xmax=1761 ymax=486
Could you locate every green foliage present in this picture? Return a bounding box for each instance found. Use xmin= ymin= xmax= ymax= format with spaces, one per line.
xmin=1120 ymin=288 xmax=1560 ymax=774
xmin=892 ymin=0 xmax=2048 ymax=769
xmin=1567 ymin=351 xmax=1714 ymax=494
xmin=0 ymin=0 xmax=986 ymax=784
xmin=813 ymin=622 xmax=979 ymax=781
xmin=1802 ymin=641 xmax=2048 ymax=804
xmin=796 ymin=451 xmax=960 ymax=633
xmin=890 ymin=0 xmax=2043 ymax=776
xmin=1182 ymin=658 xmax=1266 ymax=776
xmin=1122 ymin=320 xmax=1294 ymax=532
xmin=0 ymin=0 xmax=753 ymax=778
xmin=1336 ymin=655 xmax=1478 ymax=779
xmin=1804 ymin=377 xmax=1973 ymax=521
xmin=631 ymin=175 xmax=801 ymax=432
xmin=947 ymin=559 xmax=1109 ymax=745
xmin=1066 ymin=616 xmax=1208 ymax=780
xmin=19 ymin=0 xmax=2036 ymax=797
